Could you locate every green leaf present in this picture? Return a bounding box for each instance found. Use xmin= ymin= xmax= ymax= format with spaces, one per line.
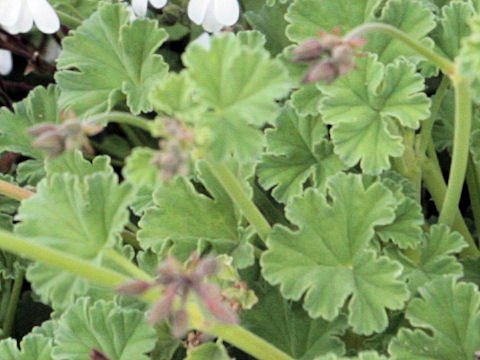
xmin=0 ymin=85 xmax=60 ymax=159
xmin=45 ymin=150 xmax=112 ymax=178
xmin=182 ymin=31 xmax=290 ymax=162
xmin=138 ymin=161 xmax=254 ymax=268
xmin=315 ymin=352 xmax=389 ymax=360
xmin=376 ymin=197 xmax=424 ymax=249
xmin=16 ymin=160 xmax=46 ymax=186
xmin=459 ymin=11 xmax=480 ymax=102
xmin=364 ymin=0 xmax=436 ymax=64
xmin=386 ymin=224 xmax=466 ymax=293
xmin=53 ymin=298 xmax=157 ymax=360
xmin=319 ymin=54 xmax=430 ymax=174
xmin=291 ymin=83 xmax=323 ymax=116
xmin=0 ymin=334 xmax=52 ymax=360
xmin=56 ymin=3 xmax=169 ymax=116
xmin=258 ymin=107 xmax=346 ymax=203
xmin=51 ymin=0 xmax=98 ymax=27
xmin=185 ymin=342 xmax=231 ymax=360
xmin=261 ymin=173 xmax=409 ymax=335
xmin=242 ymin=284 xmax=347 ymax=359
xmin=430 ymin=2 xmax=474 ymax=60
xmin=15 ymin=172 xmax=135 ymax=309
xmin=285 ymin=0 xmax=381 ymax=42
xmin=389 ymin=276 xmax=480 ymax=360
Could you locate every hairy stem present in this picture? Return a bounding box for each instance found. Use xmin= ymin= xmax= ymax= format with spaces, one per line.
xmin=207 ymin=162 xmax=272 ymax=242
xmin=438 ymin=78 xmax=471 ymax=227
xmin=87 ymin=112 xmax=152 ymax=133
xmin=2 ymin=269 xmax=24 ymax=338
xmin=103 ymin=249 xmax=152 ymax=281
xmin=0 ymin=179 xmax=34 ymax=201
xmin=345 ymin=23 xmax=455 ymax=75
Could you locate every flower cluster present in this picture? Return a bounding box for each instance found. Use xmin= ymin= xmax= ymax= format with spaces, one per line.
xmin=116 ymin=254 xmax=239 ymax=337
xmin=293 ymin=27 xmax=366 ymax=83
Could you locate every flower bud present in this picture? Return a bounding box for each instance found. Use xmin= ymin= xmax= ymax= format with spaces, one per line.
xmin=90 ymin=349 xmax=111 ymax=360
xmin=115 ymin=279 xmax=152 ymax=295
xmin=302 ymin=60 xmax=338 ymax=84
xmin=293 ymin=39 xmax=326 ymax=62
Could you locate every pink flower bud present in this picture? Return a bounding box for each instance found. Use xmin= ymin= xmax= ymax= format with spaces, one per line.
xmin=115 ymin=279 xmax=152 ymax=295
xmin=293 ymin=39 xmax=326 ymax=62
xmin=302 ymin=60 xmax=338 ymax=84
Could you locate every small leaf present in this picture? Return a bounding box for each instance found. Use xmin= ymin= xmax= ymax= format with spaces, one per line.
xmin=56 ymin=3 xmax=169 ymax=116
xmin=185 ymin=342 xmax=231 ymax=360
xmin=319 ymin=54 xmax=430 ymax=174
xmin=389 ymin=276 xmax=480 ymax=360
xmin=53 ymin=298 xmax=157 ymax=360
xmin=0 ymin=334 xmax=52 ymax=360
xmin=261 ymin=173 xmax=409 ymax=335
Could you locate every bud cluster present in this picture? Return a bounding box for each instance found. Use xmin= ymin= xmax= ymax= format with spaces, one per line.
xmin=116 ymin=253 xmax=239 ymax=338
xmin=293 ymin=27 xmax=366 ymax=84
xmin=28 ymin=112 xmax=104 ymax=158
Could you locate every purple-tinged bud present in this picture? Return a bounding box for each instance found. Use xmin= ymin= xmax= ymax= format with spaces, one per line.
xmin=193 ymin=283 xmax=238 ymax=325
xmin=172 ymin=308 xmax=189 ymax=338
xmin=302 ymin=60 xmax=339 ymax=84
xmin=331 ymin=44 xmax=356 ymax=76
xmin=115 ymin=279 xmax=152 ymax=295
xmin=147 ymin=283 xmax=179 ymax=325
xmin=32 ymin=132 xmax=65 ymax=157
xmin=27 ymin=123 xmax=58 ymax=136
xmin=90 ymin=349 xmax=111 ymax=360
xmin=293 ymin=39 xmax=326 ymax=62
xmin=194 ymin=256 xmax=218 ymax=278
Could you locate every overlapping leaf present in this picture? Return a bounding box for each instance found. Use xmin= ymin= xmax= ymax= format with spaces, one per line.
xmin=53 ymin=298 xmax=156 ymax=360
xmin=56 ymin=3 xmax=169 ymax=116
xmin=0 ymin=85 xmax=60 ymax=159
xmin=319 ymin=54 xmax=430 ymax=174
xmin=386 ymin=224 xmax=466 ymax=293
xmin=185 ymin=342 xmax=231 ymax=360
xmin=258 ymin=106 xmax=346 ymax=203
xmin=459 ymin=11 xmax=480 ymax=102
xmin=182 ymin=31 xmax=290 ymax=162
xmin=242 ymin=284 xmax=347 ymax=359
xmin=389 ymin=276 xmax=480 ymax=359
xmin=261 ymin=173 xmax=409 ymax=335
xmin=15 ymin=170 xmax=135 ymax=309
xmin=0 ymin=334 xmax=52 ymax=360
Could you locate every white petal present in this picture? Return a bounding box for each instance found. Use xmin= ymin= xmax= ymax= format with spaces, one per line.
xmin=187 ymin=0 xmax=210 ymax=25
xmin=0 ymin=49 xmax=12 ymax=75
xmin=126 ymin=5 xmax=137 ymax=21
xmin=201 ymin=1 xmax=223 ymax=32
xmin=0 ymin=0 xmax=23 ymax=27
xmin=6 ymin=5 xmax=34 ymax=34
xmin=43 ymin=39 xmax=61 ymax=63
xmin=192 ymin=32 xmax=211 ymax=49
xmin=131 ymin=0 xmax=148 ymax=17
xmin=213 ymin=0 xmax=239 ymax=26
xmin=149 ymin=0 xmax=167 ymax=9
xmin=27 ymin=0 xmax=60 ymax=34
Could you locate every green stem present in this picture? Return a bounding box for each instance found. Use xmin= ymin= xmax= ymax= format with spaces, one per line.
xmin=0 ymin=180 xmax=33 ymax=201
xmin=203 ymin=323 xmax=294 ymax=360
xmin=119 ymin=124 xmax=144 ymax=147
xmin=466 ymin=157 xmax=480 ymax=237
xmin=0 ymin=229 xmax=130 ymax=287
xmin=2 ymin=269 xmax=24 ymax=338
xmin=438 ymin=78 xmax=471 ymax=227
xmin=103 ymin=249 xmax=152 ymax=281
xmin=417 ymin=76 xmax=450 ymax=156
xmin=87 ymin=112 xmax=153 ymax=133
xmin=207 ymin=162 xmax=272 ymax=242
xmin=345 ymin=23 xmax=455 ymax=75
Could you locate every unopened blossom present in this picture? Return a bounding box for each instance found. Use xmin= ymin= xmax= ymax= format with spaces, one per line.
xmin=188 ymin=0 xmax=240 ymax=33
xmin=0 ymin=49 xmax=12 ymax=75
xmin=90 ymin=349 xmax=111 ymax=360
xmin=131 ymin=0 xmax=167 ymax=17
xmin=0 ymin=0 xmax=60 ymax=34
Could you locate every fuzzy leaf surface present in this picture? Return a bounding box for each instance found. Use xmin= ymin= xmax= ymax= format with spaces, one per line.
xmin=319 ymin=54 xmax=430 ymax=174
xmin=56 ymin=3 xmax=168 ymax=116
xmin=0 ymin=334 xmax=52 ymax=360
xmin=389 ymin=276 xmax=480 ymax=359
xmin=261 ymin=173 xmax=409 ymax=335
xmin=53 ymin=298 xmax=156 ymax=360
xmin=185 ymin=342 xmax=231 ymax=360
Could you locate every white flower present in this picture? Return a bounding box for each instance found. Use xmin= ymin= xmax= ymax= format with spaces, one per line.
xmin=131 ymin=0 xmax=167 ymax=17
xmin=0 ymin=49 xmax=12 ymax=75
xmin=193 ymin=32 xmax=211 ymax=49
xmin=0 ymin=0 xmax=60 ymax=34
xmin=188 ymin=0 xmax=240 ymax=33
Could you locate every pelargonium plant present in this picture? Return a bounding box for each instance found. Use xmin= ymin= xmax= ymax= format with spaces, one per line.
xmin=1 ymin=0 xmax=480 ymax=359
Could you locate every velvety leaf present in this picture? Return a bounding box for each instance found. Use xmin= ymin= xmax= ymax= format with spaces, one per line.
xmin=185 ymin=342 xmax=231 ymax=360
xmin=16 ymin=160 xmax=46 ymax=186
xmin=15 ymin=172 xmax=135 ymax=309
xmin=291 ymin=83 xmax=323 ymax=116
xmin=0 ymin=85 xmax=60 ymax=159
xmin=53 ymin=298 xmax=156 ymax=360
xmin=258 ymin=106 xmax=346 ymax=203
xmin=56 ymin=3 xmax=169 ymax=116
xmin=319 ymin=54 xmax=430 ymax=174
xmin=0 ymin=334 xmax=52 ymax=360
xmin=261 ymin=173 xmax=409 ymax=335
xmin=242 ymin=284 xmax=347 ymax=359
xmin=364 ymin=0 xmax=436 ymax=64
xmin=459 ymin=11 xmax=480 ymax=102
xmin=386 ymin=224 xmax=466 ymax=293
xmin=45 ymin=150 xmax=112 ymax=178
xmin=389 ymin=276 xmax=480 ymax=360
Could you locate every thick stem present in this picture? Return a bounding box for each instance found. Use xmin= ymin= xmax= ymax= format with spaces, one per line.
xmin=345 ymin=23 xmax=455 ymax=75
xmin=2 ymin=269 xmax=24 ymax=338
xmin=103 ymin=249 xmax=152 ymax=281
xmin=0 ymin=179 xmax=34 ymax=201
xmin=87 ymin=112 xmax=153 ymax=133
xmin=207 ymin=162 xmax=272 ymax=242
xmin=438 ymin=78 xmax=471 ymax=227
xmin=203 ymin=323 xmax=295 ymax=360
